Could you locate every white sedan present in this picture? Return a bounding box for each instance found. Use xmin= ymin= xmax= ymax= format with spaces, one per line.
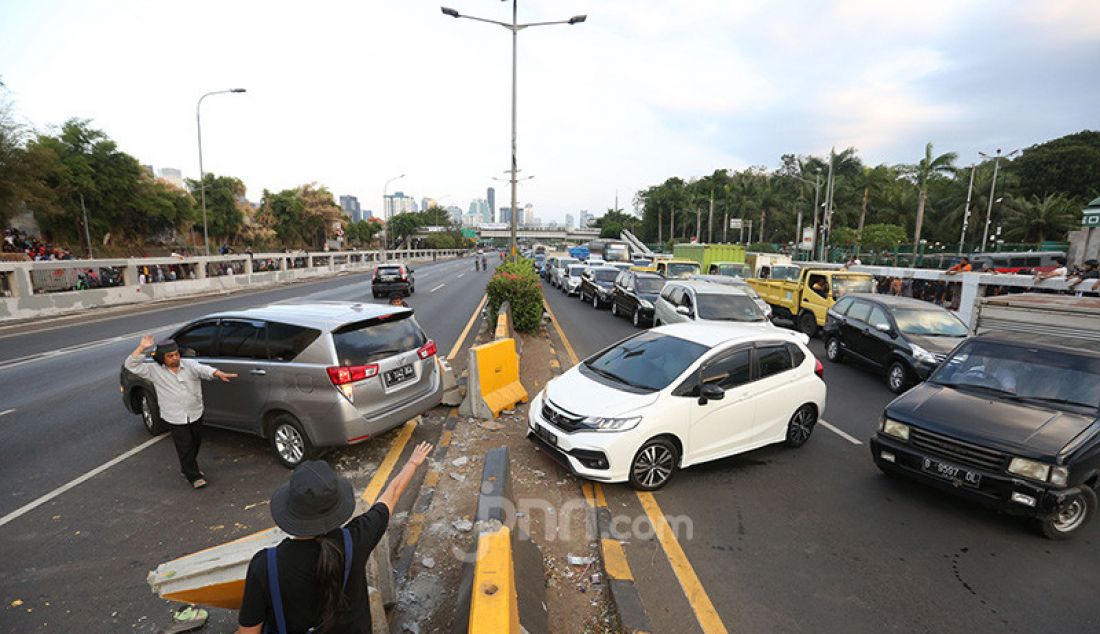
xmin=527 ymin=323 xmax=826 ymax=490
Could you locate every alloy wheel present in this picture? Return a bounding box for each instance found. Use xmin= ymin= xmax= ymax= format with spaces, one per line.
xmin=633 ymin=445 xmax=675 ymax=489
xmin=633 ymin=308 xmax=641 ymax=327
xmin=888 ymin=363 xmax=907 ymax=392
xmin=785 ymin=405 xmax=817 ymax=447
xmin=827 ymin=338 xmax=840 ymax=360
xmin=274 ymin=424 xmax=305 ymax=465
xmin=1053 ymin=497 xmax=1088 ymax=533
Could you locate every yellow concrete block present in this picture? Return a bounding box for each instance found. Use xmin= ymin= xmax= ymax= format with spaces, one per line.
xmin=473 ymin=338 xmax=528 ymax=417
xmin=469 ymin=526 xmax=520 ymax=634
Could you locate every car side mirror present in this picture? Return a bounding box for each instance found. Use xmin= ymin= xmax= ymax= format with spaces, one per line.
xmin=698 ymin=383 xmax=725 ymax=405
xmin=875 ymin=323 xmax=892 ymax=334
xmin=676 ymin=305 xmax=691 ymax=316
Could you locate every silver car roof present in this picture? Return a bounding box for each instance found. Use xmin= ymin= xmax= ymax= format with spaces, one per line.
xmin=203 ymin=301 xmax=411 ymax=332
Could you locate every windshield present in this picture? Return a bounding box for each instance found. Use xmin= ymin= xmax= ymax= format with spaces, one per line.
xmin=666 ymin=262 xmax=700 ymax=279
xmin=931 ymin=340 xmax=1100 ymax=411
xmin=716 ymin=264 xmax=747 ymax=277
xmin=605 ymin=245 xmax=630 ymax=262
xmin=558 ymin=258 xmax=578 ymax=268
xmin=833 ymin=276 xmax=874 ymax=297
xmin=892 ymin=307 xmax=968 ymax=337
xmin=636 ymin=278 xmax=666 ymax=293
xmin=770 ymin=265 xmax=801 ymax=280
xmin=696 ymin=294 xmax=766 ymax=321
xmin=595 ymin=270 xmax=620 ymax=283
xmin=568 ymin=265 xmax=586 ymax=276
xmin=585 ymin=332 xmax=707 ymax=391
xmin=333 ymin=314 xmax=426 ymax=366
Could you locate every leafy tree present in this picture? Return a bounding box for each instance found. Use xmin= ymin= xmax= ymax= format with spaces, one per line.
xmin=861 ymin=223 xmax=907 ymax=252
xmin=830 ymin=226 xmax=860 ymax=248
xmin=424 ymin=233 xmax=456 ymax=249
xmin=1002 ymin=193 xmax=1077 ymax=242
xmin=420 ymin=205 xmax=453 ymax=227
xmin=186 ymin=173 xmax=245 ymax=243
xmin=386 ymin=212 xmax=423 ymax=247
xmin=1010 ymin=130 xmax=1100 ymax=203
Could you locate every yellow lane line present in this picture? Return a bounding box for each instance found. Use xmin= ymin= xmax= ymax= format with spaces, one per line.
xmin=448 ymin=293 xmax=489 ymax=361
xmin=636 ymin=492 xmax=728 ymax=634
xmin=541 ymin=299 xmax=579 ymax=365
xmin=362 ymin=419 xmax=418 ymax=503
xmin=581 ymin=482 xmax=596 ymax=507
xmin=593 ymin=483 xmax=608 ymax=508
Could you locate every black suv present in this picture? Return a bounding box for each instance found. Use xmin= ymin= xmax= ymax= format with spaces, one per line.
xmin=609 ymin=271 xmax=666 ymax=327
xmin=871 ymin=336 xmax=1100 ymax=539
xmin=823 ymin=294 xmax=967 ymax=393
xmin=371 ymin=263 xmax=415 ymax=298
xmin=579 ymin=266 xmax=621 ymax=309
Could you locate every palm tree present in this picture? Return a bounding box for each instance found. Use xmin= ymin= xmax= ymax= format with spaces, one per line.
xmin=1003 ymin=193 xmax=1076 ymax=242
xmin=907 ymin=142 xmax=958 ymax=247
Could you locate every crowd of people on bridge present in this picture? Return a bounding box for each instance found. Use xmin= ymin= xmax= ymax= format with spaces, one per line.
xmin=2 ymin=228 xmax=75 ymax=260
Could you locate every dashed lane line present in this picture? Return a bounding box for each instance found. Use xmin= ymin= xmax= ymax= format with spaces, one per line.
xmin=819 ymin=419 xmax=863 ymax=445
xmin=0 ymin=322 xmax=188 ymax=372
xmin=0 ymin=434 xmax=169 ymax=529
xmin=446 ymin=294 xmax=488 ymax=361
xmin=0 ymin=409 xmax=14 ymax=418
xmin=429 ymin=283 xmax=446 ymax=293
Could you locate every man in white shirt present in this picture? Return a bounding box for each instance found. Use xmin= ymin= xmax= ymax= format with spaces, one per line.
xmin=124 ymin=336 xmax=237 ymax=488
xmin=1034 ymin=256 xmax=1068 ymax=283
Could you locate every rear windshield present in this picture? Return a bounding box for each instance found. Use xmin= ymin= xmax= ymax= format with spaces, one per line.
xmin=666 ymin=262 xmax=699 ymax=278
xmin=696 ymin=294 xmax=766 ymax=321
xmin=332 ymin=313 xmax=426 ymax=366
xmin=595 ymin=270 xmax=620 ymax=282
xmin=376 ymin=266 xmax=402 ymax=276
xmin=569 ymin=265 xmax=586 ymax=276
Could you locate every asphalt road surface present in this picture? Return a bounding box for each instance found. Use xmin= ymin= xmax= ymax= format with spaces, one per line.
xmin=540 ymin=276 xmax=1100 ymax=634
xmin=0 ymin=255 xmax=495 ymax=633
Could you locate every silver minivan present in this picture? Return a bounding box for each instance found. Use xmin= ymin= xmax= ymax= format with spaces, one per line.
xmin=653 ymin=280 xmax=773 ymax=328
xmin=120 ymin=302 xmax=442 ymax=467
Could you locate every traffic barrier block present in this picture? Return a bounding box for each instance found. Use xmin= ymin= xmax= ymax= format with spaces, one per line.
xmin=468 ymin=525 xmax=520 ymax=634
xmin=438 ymin=357 xmax=463 ymax=406
xmin=460 ymin=338 xmax=527 ymax=420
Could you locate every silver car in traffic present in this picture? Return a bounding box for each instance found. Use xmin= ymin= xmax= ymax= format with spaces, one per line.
xmin=653 ymin=280 xmax=773 ymax=328
xmin=121 ymin=302 xmax=442 ymax=467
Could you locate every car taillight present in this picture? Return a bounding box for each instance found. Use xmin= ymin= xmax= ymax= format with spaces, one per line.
xmin=418 ymin=340 xmax=437 ymax=360
xmin=327 ymin=364 xmax=380 ymax=385
xmin=401 ymin=267 xmax=408 ymax=281
xmin=814 ymin=358 xmax=824 ymax=380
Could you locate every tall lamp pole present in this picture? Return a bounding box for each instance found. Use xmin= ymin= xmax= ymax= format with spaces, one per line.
xmin=978 ymin=148 xmax=1018 ymax=252
xmin=442 ymin=2 xmax=586 ymax=259
xmin=196 ymin=88 xmax=246 ymax=257
xmin=382 ymin=173 xmax=405 ymax=261
xmin=958 ymin=163 xmax=976 ymax=254
xmin=792 ymin=172 xmax=821 ymax=260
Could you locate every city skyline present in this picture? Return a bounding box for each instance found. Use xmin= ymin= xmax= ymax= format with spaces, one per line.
xmin=2 ymin=2 xmax=1097 ymax=226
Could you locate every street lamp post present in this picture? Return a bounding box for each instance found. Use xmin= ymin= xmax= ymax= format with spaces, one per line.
xmin=382 ymin=173 xmax=405 ymax=261
xmin=442 ymin=2 xmax=586 ymax=260
xmin=978 ymin=148 xmax=1018 ymax=252
xmin=791 ymin=172 xmax=821 ymax=260
xmin=196 ymin=88 xmax=246 ymax=257
xmin=958 ymin=163 xmax=976 ymax=254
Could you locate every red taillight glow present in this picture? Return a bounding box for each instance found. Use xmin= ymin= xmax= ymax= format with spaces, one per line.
xmin=418 ymin=339 xmax=437 ymax=360
xmin=327 ymin=364 xmax=380 ymax=385
xmin=814 ymin=358 xmax=824 ymax=380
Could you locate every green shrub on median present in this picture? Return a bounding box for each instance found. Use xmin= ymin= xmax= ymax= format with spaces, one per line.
xmin=487 ymin=258 xmax=544 ymax=333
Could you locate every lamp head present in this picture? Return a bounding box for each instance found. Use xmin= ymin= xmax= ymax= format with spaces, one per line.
xmin=231 ymin=88 xmax=246 ymax=93
xmin=568 ymin=15 xmax=587 ymax=24
xmin=441 ymin=7 xmax=460 ymax=17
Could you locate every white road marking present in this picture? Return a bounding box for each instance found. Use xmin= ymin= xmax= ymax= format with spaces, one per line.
xmin=457 ymin=273 xmax=465 ymax=279
xmin=0 ymin=322 xmax=187 ymax=372
xmin=819 ymin=419 xmax=863 ymax=445
xmin=0 ymin=434 xmax=169 ymax=529
xmin=0 ymin=409 xmax=14 ymax=418
xmin=429 ymin=283 xmax=446 ymax=293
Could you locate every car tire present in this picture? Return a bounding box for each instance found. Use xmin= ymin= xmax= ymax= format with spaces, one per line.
xmin=798 ymin=311 xmax=819 ymax=337
xmin=1037 ymin=486 xmax=1097 ymax=540
xmin=611 ymin=302 xmax=619 ymax=317
xmin=784 ymin=404 xmax=817 ymax=448
xmin=628 ymin=438 xmax=679 ymax=491
xmin=633 ymin=308 xmax=643 ymax=328
xmin=886 ymin=361 xmax=911 ymax=394
xmin=826 ymin=337 xmax=844 ymax=363
xmin=138 ymin=389 xmax=167 ymax=435
xmin=592 ymin=294 xmax=601 ymax=309
xmin=653 ymin=317 xmax=661 ymax=327
xmin=269 ymin=414 xmax=312 ymax=469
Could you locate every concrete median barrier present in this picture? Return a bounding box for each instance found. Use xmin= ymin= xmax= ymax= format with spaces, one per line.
xmin=459 ymin=338 xmax=528 ymax=420
xmin=468 ymin=525 xmax=520 ymax=634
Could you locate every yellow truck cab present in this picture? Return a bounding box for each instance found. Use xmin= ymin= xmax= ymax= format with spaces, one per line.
xmin=748 ymin=266 xmax=875 ymax=336
xmin=655 ymin=259 xmax=701 ymax=279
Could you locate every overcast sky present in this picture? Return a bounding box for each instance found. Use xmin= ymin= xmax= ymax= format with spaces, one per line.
xmin=2 ymin=0 xmax=1098 ymax=223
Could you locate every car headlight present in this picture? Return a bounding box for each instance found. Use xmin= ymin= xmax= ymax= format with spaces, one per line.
xmin=910 ymin=344 xmax=937 ymax=364
xmin=582 ymin=416 xmax=641 ymax=432
xmin=881 ymin=418 xmax=910 ymax=440
xmin=639 ymin=299 xmax=653 ymax=310
xmin=1008 ymin=457 xmax=1068 ymax=485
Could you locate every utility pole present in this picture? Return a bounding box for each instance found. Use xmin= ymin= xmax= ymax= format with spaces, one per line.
xmin=959 ymin=163 xmax=976 ymax=254
xmin=820 ymin=152 xmax=836 ymax=260
xmin=979 ymin=148 xmax=1018 ymax=251
xmin=79 ymin=192 xmax=93 ymax=259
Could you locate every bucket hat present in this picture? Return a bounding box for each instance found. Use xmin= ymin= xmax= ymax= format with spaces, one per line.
xmin=270 ymin=460 xmax=355 ymax=536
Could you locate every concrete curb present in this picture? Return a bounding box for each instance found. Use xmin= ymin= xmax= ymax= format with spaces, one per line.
xmin=594 ymin=504 xmax=652 ymax=634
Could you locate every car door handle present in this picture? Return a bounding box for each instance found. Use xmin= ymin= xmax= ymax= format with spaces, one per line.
xmin=250 ymin=369 xmax=267 ymax=376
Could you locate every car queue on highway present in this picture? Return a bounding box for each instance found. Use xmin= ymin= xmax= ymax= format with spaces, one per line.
xmin=529 ymin=246 xmax=1100 ymax=540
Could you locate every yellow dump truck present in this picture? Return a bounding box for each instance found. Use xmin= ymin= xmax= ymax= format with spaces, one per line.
xmin=749 ymin=267 xmax=875 ymax=336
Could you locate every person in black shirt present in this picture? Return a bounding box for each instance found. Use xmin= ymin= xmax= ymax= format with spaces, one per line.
xmin=237 ymin=442 xmax=433 ymax=633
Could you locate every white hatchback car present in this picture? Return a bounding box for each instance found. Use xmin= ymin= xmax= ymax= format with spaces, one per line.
xmin=527 ymin=323 xmax=826 ymax=489
xmin=653 ymin=280 xmax=773 ymax=328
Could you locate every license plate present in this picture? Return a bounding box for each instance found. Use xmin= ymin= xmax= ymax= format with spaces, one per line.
xmin=535 ymin=424 xmax=558 ymax=447
xmin=922 ymin=457 xmax=982 ymax=487
xmin=384 ymin=364 xmax=415 ymax=387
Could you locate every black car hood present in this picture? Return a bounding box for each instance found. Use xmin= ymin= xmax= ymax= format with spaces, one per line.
xmin=595 ymin=281 xmax=614 ymax=289
xmin=886 ymin=383 xmax=1095 ymax=459
xmin=905 ymin=334 xmax=965 ymax=355
xmin=638 ymin=292 xmax=660 ymax=303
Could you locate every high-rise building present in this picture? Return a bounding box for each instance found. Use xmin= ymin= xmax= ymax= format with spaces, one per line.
xmin=339 ymin=195 xmax=362 ymax=223
xmin=384 ymin=191 xmax=416 ymax=219
xmin=447 ymin=205 xmax=463 ymax=224
xmin=579 ymin=210 xmax=593 ymax=228
xmin=461 ymin=212 xmax=481 ymax=227
xmin=564 ymin=213 xmax=574 ymax=229
xmin=468 ymin=198 xmax=490 ymax=223
xmin=499 ymin=207 xmax=514 ymax=224
xmin=157 ymin=167 xmax=186 ymax=190
xmin=523 ymin=204 xmax=535 ymax=227
xmin=486 ymin=187 xmax=496 ymax=222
